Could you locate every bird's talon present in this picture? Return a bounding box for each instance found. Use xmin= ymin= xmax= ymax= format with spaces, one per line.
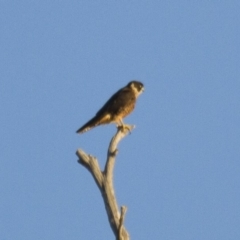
xmin=118 ymin=124 xmax=133 ymax=134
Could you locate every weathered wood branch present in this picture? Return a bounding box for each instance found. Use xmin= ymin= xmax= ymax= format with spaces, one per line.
xmin=76 ymin=126 xmax=134 ymax=240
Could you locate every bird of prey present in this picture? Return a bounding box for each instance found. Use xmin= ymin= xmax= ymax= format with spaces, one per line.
xmin=76 ymin=80 xmax=144 ymax=134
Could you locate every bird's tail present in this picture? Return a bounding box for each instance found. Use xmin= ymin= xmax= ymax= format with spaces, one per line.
xmin=76 ymin=116 xmax=100 ymax=134
xmin=76 ymin=113 xmax=111 ymax=134
xmin=77 ymin=117 xmax=98 ymax=134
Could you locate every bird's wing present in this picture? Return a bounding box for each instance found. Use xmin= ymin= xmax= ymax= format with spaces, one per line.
xmin=95 ymin=87 xmax=135 ymax=116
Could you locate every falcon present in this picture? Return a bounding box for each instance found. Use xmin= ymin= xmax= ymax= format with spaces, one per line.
xmin=76 ymin=81 xmax=144 ymax=134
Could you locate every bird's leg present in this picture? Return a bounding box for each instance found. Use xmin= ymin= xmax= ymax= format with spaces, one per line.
xmin=117 ymin=119 xmax=132 ymax=133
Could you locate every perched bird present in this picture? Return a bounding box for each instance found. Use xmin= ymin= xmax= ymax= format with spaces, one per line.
xmin=76 ymin=80 xmax=144 ymax=134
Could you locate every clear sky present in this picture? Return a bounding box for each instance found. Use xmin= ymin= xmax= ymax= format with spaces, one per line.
xmin=1 ymin=1 xmax=240 ymax=239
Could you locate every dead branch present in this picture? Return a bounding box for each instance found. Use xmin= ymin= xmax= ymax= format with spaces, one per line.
xmin=76 ymin=126 xmax=134 ymax=240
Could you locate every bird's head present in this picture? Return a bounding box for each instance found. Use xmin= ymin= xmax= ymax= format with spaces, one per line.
xmin=127 ymin=80 xmax=144 ymax=97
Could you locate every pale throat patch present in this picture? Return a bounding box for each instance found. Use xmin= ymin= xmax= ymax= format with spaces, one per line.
xmin=132 ymin=85 xmax=144 ymax=98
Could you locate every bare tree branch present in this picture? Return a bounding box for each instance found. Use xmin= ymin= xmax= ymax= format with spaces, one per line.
xmin=76 ymin=126 xmax=134 ymax=240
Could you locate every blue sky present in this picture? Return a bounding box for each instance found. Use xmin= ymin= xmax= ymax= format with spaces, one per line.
xmin=1 ymin=1 xmax=240 ymax=239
